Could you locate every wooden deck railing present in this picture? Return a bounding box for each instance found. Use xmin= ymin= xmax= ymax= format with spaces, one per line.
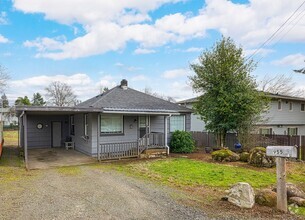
xmin=98 ymin=133 xmax=165 ymax=160
xmin=99 ymin=142 xmax=138 ymax=160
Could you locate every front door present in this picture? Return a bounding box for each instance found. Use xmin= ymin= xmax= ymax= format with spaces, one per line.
xmin=52 ymin=121 xmax=62 ymax=147
xmin=139 ymin=116 xmax=150 ymax=138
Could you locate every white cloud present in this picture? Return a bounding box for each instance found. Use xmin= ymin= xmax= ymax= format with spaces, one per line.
xmin=162 ymin=68 xmax=190 ymax=79
xmin=244 ymin=48 xmax=274 ymax=57
xmin=184 ymin=47 xmax=203 ymax=53
xmin=8 ymin=73 xmax=100 ymax=103
xmin=134 ymin=48 xmax=156 ymax=54
xmin=115 ymin=62 xmax=142 ymax=71
xmin=0 ymin=34 xmax=9 ymax=43
xmin=272 ymin=53 xmax=305 ymax=67
xmin=15 ymin=0 xmax=305 ymax=59
xmin=0 ymin=11 xmax=8 ymax=24
xmin=131 ymin=74 xmax=148 ymax=81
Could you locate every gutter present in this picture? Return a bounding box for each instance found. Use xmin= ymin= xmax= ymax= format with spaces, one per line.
xmin=164 ymin=114 xmax=171 ymax=155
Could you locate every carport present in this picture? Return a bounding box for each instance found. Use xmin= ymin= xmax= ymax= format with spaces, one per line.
xmin=16 ymin=106 xmax=101 ymax=170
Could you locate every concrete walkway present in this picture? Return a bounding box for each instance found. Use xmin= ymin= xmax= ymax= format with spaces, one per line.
xmin=28 ymin=148 xmax=96 ymax=169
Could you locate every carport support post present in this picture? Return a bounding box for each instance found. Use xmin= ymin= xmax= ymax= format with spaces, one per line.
xmin=23 ymin=112 xmax=28 ymax=170
xmin=276 ymin=157 xmax=287 ymax=212
xmin=97 ymin=113 xmax=101 ymax=161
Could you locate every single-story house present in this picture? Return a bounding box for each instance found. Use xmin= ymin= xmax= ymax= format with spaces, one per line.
xmin=16 ymin=79 xmax=192 ymax=168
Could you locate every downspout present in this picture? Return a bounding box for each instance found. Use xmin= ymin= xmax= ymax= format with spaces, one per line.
xmin=164 ymin=114 xmax=171 ymax=155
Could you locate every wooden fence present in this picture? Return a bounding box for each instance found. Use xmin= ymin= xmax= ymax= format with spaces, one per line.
xmin=190 ymin=131 xmax=305 ymax=160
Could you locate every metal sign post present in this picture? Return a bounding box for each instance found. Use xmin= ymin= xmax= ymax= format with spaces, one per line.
xmin=266 ymin=146 xmax=298 ymax=213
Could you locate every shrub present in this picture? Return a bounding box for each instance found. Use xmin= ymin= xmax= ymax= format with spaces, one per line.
xmin=211 ymin=149 xmax=240 ymax=162
xmin=170 ymin=130 xmax=195 ymax=153
xmin=240 ymin=152 xmax=250 ymax=162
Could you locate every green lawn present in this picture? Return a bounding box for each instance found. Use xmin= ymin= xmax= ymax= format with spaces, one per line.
xmin=113 ymin=158 xmax=278 ymax=188
xmin=3 ymin=130 xmax=19 ymax=146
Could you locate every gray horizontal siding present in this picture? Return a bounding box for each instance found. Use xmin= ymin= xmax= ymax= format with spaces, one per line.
xmin=27 ymin=115 xmax=69 ymax=149
xmin=72 ymin=113 xmax=92 ymax=156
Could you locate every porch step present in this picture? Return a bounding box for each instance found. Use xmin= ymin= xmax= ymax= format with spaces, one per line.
xmin=140 ymin=148 xmax=167 ymax=159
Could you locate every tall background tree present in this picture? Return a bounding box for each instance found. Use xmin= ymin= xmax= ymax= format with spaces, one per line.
xmin=32 ymin=92 xmax=46 ymax=106
xmin=1 ymin=93 xmax=9 ymax=108
xmin=45 ymin=81 xmax=77 ymax=107
xmin=0 ymin=65 xmax=10 ymax=93
xmin=15 ymin=96 xmax=31 ymax=106
xmin=190 ymin=37 xmax=267 ymax=147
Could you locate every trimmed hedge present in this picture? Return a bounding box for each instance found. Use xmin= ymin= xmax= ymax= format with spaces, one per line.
xmin=170 ymin=130 xmax=195 ymax=153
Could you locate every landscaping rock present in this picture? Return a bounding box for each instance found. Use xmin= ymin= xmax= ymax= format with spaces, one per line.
xmin=273 ymin=182 xmax=305 ymax=199
xmin=255 ymin=189 xmax=277 ymax=207
xmin=248 ymin=147 xmax=275 ymax=168
xmin=240 ymin=152 xmax=250 ymax=162
xmin=225 ymin=182 xmax=255 ymax=208
xmin=289 ymin=197 xmax=305 ymax=207
xmin=211 ymin=149 xmax=240 ymax=162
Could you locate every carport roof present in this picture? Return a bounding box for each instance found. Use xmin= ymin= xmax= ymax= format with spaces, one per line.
xmin=15 ymin=106 xmax=102 ymax=115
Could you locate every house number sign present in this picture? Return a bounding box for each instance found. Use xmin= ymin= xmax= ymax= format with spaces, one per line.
xmin=266 ymin=146 xmax=298 ymax=158
xmin=266 ymin=145 xmax=298 ymax=213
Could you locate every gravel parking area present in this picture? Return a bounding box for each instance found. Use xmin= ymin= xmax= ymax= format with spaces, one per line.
xmin=0 ymin=166 xmax=207 ymax=220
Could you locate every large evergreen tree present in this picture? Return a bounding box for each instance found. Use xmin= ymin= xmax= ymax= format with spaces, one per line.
xmin=15 ymin=96 xmax=31 ymax=106
xmin=190 ymin=37 xmax=267 ymax=147
xmin=32 ymin=92 xmax=46 ymax=106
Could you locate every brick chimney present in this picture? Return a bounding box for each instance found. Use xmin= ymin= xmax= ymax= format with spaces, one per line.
xmin=120 ymin=79 xmax=128 ymax=90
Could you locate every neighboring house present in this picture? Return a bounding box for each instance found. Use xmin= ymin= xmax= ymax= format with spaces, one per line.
xmin=1 ymin=107 xmax=18 ymax=126
xmin=16 ymin=79 xmax=191 ymax=165
xmin=178 ymin=92 xmax=305 ymax=136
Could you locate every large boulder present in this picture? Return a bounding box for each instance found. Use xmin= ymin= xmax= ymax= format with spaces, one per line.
xmin=248 ymin=147 xmax=275 ymax=168
xmin=225 ymin=182 xmax=255 ymax=208
xmin=255 ymin=189 xmax=277 ymax=207
xmin=211 ymin=149 xmax=240 ymax=162
xmin=273 ymin=182 xmax=305 ymax=199
xmin=289 ymin=197 xmax=305 ymax=207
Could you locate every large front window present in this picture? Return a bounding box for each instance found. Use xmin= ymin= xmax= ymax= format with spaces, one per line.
xmin=101 ymin=114 xmax=123 ymax=134
xmin=170 ymin=115 xmax=185 ymax=132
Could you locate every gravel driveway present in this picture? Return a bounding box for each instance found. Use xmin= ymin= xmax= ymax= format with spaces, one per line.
xmin=1 ymin=166 xmax=207 ymax=220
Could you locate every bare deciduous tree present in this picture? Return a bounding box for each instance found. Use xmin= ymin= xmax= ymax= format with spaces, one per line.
xmin=0 ymin=65 xmax=10 ymax=93
xmin=259 ymin=74 xmax=305 ymax=97
xmin=45 ymin=81 xmax=77 ymax=107
xmin=144 ymin=87 xmax=175 ymax=102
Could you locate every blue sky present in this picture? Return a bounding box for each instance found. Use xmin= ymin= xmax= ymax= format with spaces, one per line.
xmin=1 ymin=0 xmax=305 ymax=104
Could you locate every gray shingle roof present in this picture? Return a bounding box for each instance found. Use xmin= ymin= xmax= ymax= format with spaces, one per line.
xmin=77 ymin=86 xmax=191 ymax=113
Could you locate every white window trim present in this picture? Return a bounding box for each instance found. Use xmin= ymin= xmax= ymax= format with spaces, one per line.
xmin=301 ymin=103 xmax=305 ymax=112
xmin=278 ymin=99 xmax=282 ymax=111
xmin=287 ymin=127 xmax=298 ymax=136
xmin=70 ymin=115 xmax=75 ymax=136
xmin=100 ymin=114 xmax=124 ymax=135
xmin=170 ymin=115 xmax=185 ymax=132
xmin=289 ymin=102 xmax=293 ymax=111
xmin=259 ymin=127 xmax=272 ymax=135
xmin=84 ymin=113 xmax=89 ymax=136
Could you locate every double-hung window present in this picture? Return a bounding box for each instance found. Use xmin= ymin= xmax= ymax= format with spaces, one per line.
xmin=100 ymin=114 xmax=123 ymax=134
xmin=170 ymin=115 xmax=185 ymax=132
xmin=288 ymin=127 xmax=298 ymax=136
xmin=70 ymin=115 xmax=75 ymax=135
xmin=84 ymin=114 xmax=88 ymax=136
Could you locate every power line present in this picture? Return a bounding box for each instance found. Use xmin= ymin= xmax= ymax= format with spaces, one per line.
xmin=248 ymin=0 xmax=305 ymax=60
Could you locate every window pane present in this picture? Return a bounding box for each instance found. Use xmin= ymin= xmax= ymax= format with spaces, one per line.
xmin=259 ymin=128 xmax=272 ymax=135
xmin=278 ymin=100 xmax=281 ymax=110
xmin=101 ymin=115 xmax=123 ymax=133
xmin=301 ymin=104 xmax=305 ymax=111
xmin=170 ymin=115 xmax=185 ymax=132
xmin=288 ymin=128 xmax=297 ymax=135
